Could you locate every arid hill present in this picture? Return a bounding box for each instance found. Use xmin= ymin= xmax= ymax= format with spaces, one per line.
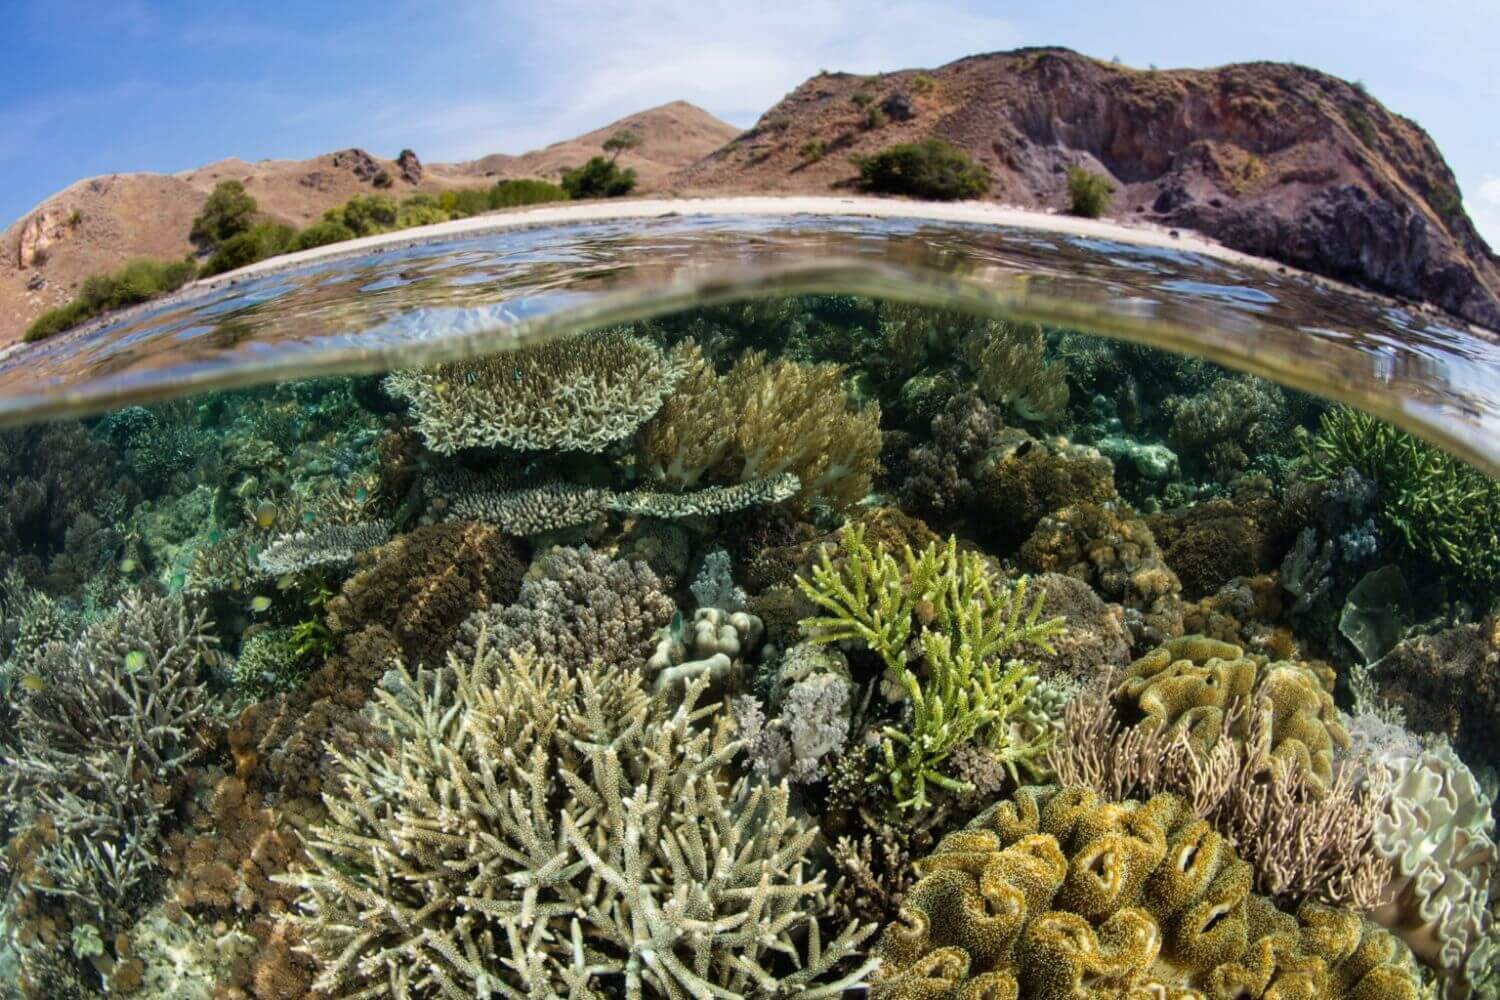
xmin=0 ymin=101 xmax=737 ymax=346
xmin=674 ymin=48 xmax=1500 ymax=330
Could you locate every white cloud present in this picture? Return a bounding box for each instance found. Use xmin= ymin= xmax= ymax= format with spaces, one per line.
xmin=1468 ymin=176 xmax=1500 ymax=254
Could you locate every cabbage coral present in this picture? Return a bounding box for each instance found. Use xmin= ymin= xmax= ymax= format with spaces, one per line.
xmin=871 ymin=784 xmax=1420 ymax=999
xmin=635 ymin=343 xmax=880 ymax=512
xmin=383 ymin=328 xmax=689 ymax=454
xmin=276 ymin=638 xmax=876 ymax=998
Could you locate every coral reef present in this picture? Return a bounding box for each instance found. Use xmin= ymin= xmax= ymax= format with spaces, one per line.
xmin=277 ymin=640 xmax=876 ymax=997
xmin=253 ymin=520 xmax=391 ymax=576
xmin=1359 ymin=616 xmax=1500 ymax=763
xmin=1020 ymin=501 xmax=1185 ymax=647
xmin=1028 ymin=572 xmax=1133 ymax=680
xmin=871 ymin=784 xmax=1420 ymax=998
xmin=1146 ymin=482 xmax=1285 ymax=600
xmin=635 ymin=344 xmax=881 ymax=511
xmin=646 ymin=606 xmax=765 ymax=694
xmin=1165 ymin=374 xmax=1294 ymax=480
xmin=383 ymin=328 xmax=689 ymax=453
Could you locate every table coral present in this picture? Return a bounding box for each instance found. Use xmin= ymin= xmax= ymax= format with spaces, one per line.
xmin=871 ymin=784 xmax=1420 ymax=999
xmin=383 ymin=328 xmax=689 ymax=454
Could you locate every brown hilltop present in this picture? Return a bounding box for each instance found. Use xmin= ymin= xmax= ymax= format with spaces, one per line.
xmin=0 ymin=102 xmax=737 ymax=347
xmin=674 ymin=48 xmax=1500 ymax=330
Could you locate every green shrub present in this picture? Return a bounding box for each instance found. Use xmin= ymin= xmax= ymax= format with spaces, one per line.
xmin=764 ymin=114 xmax=792 ymax=132
xmin=488 ymin=178 xmax=568 ymax=209
xmin=395 ymin=193 xmax=450 ymax=229
xmin=24 ymin=257 xmax=196 ymax=341
xmin=911 ymin=74 xmax=937 ymax=95
xmin=190 ymin=180 xmax=257 ymax=248
xmin=800 ymin=139 xmax=827 ymax=162
xmin=289 ymin=219 xmax=356 ymax=251
xmin=602 ymin=129 xmax=642 ymax=162
xmin=1065 ymin=166 xmax=1113 ymax=218
xmin=1343 ymin=105 xmax=1377 ymax=147
xmin=441 ymin=188 xmax=492 ymax=217
xmin=853 ymin=139 xmax=990 ymax=200
xmin=850 ymin=91 xmax=875 ymax=108
xmin=863 ymin=107 xmax=888 ymax=130
xmin=560 ymin=156 xmax=637 ymax=199
xmin=1426 ymin=180 xmax=1464 ymax=228
xmin=199 ymin=222 xmax=294 ymax=277
xmin=66 ymin=209 xmax=83 ymax=227
xmin=372 ymin=169 xmax=393 ymax=189
xmin=328 ymin=194 xmax=400 ymax=237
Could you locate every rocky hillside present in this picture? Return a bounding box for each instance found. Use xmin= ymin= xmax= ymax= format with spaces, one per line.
xmin=0 ymin=102 xmax=737 ymax=346
xmin=675 ymin=49 xmax=1500 ymax=330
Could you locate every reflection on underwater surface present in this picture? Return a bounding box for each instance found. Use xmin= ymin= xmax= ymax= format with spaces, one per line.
xmin=0 ymin=230 xmax=1497 ymax=996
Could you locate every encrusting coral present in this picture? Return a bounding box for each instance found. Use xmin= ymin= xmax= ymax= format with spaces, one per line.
xmin=324 ymin=519 xmax=527 ymax=664
xmin=452 ymin=544 xmax=675 ymax=670
xmin=276 ymin=635 xmax=877 ymax=997
xmin=1021 ymin=500 xmax=1185 ymax=647
xmin=870 ymin=783 xmax=1420 ymax=999
xmin=634 ymin=343 xmax=881 ymax=512
xmin=383 ymin=327 xmax=690 ymax=454
xmin=797 ymin=524 xmax=1064 ymax=810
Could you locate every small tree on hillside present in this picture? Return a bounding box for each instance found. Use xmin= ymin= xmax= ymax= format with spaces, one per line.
xmin=602 ymin=129 xmax=642 ymax=163
xmin=190 ymin=180 xmax=258 ymax=249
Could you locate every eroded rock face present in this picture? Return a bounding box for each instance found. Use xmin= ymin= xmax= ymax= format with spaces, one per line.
xmin=681 ymin=48 xmax=1500 ymax=329
xmin=16 ymin=208 xmax=66 ymax=269
xmin=396 ymin=148 xmax=422 ymax=185
xmin=329 ymin=148 xmax=380 ymax=183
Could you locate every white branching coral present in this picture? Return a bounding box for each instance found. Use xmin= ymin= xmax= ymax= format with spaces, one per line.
xmin=276 ymin=637 xmax=877 ymax=998
xmin=383 ymin=329 xmax=689 ymax=454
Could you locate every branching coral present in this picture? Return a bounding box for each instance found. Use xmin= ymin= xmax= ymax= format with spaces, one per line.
xmin=452 ymin=544 xmax=675 ymax=669
xmin=1305 ymin=404 xmax=1500 ymax=585
xmin=2 ymin=594 xmax=217 ymax=935
xmin=1166 ymin=374 xmax=1293 ymax=480
xmin=1049 ymin=676 xmax=1391 ymax=910
xmin=871 ymin=784 xmax=1420 ymax=999
xmin=796 ymin=525 xmax=1064 ymax=810
xmin=634 ymin=344 xmax=881 ymax=512
xmin=383 ymin=328 xmax=689 ymax=453
xmin=276 ymin=639 xmax=876 ymax=997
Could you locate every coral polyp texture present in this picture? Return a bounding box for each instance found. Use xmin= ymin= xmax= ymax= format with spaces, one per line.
xmin=383 ymin=327 xmax=689 ymax=453
xmin=276 ymin=639 xmax=876 ymax=997
xmin=870 ymin=784 xmax=1420 ymax=999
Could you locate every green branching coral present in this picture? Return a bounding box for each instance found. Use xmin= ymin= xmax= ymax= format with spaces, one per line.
xmin=796 ymin=525 xmax=1064 ymax=810
xmin=1306 ymin=405 xmax=1500 ymax=584
xmin=276 ymin=639 xmax=876 ymax=998
xmin=383 ymin=328 xmax=689 ymax=454
xmin=871 ymin=784 xmax=1421 ymax=999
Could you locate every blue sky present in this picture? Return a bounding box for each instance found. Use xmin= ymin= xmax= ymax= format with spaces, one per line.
xmin=4 ymin=0 xmax=1498 ymax=246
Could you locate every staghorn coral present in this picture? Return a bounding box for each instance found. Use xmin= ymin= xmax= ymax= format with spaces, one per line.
xmin=1113 ymin=635 xmax=1349 ymax=793
xmin=797 ymin=525 xmax=1064 ymax=810
xmin=452 ymin=544 xmax=675 ymax=669
xmin=383 ymin=328 xmax=689 ymax=454
xmin=1371 ymin=741 xmax=1497 ymax=996
xmin=324 ymin=519 xmax=527 ymax=664
xmin=253 ymin=520 xmax=391 ymax=576
xmin=1020 ymin=501 xmax=1185 ymax=647
xmin=276 ymin=639 xmax=876 ymax=997
xmin=871 ymin=784 xmax=1420 ymax=999
xmin=1050 ymin=677 xmax=1391 ymax=910
xmin=635 ymin=344 xmax=881 ymax=512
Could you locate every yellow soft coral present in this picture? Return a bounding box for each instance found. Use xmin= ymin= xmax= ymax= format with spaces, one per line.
xmin=871 ymin=785 xmax=1420 ymax=1000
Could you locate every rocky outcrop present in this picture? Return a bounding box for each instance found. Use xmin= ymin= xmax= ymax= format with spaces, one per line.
xmin=329 ymin=148 xmax=381 ymax=183
xmin=16 ymin=208 xmax=67 ymax=270
xmin=396 ymin=149 xmax=422 ymax=185
xmin=677 ymin=48 xmax=1500 ymax=330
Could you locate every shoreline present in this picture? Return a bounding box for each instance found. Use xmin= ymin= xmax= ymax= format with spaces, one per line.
xmin=4 ymin=193 xmax=1469 ymax=362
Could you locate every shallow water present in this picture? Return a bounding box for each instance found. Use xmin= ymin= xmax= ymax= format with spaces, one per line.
xmin=0 ymin=212 xmax=1497 ymax=997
